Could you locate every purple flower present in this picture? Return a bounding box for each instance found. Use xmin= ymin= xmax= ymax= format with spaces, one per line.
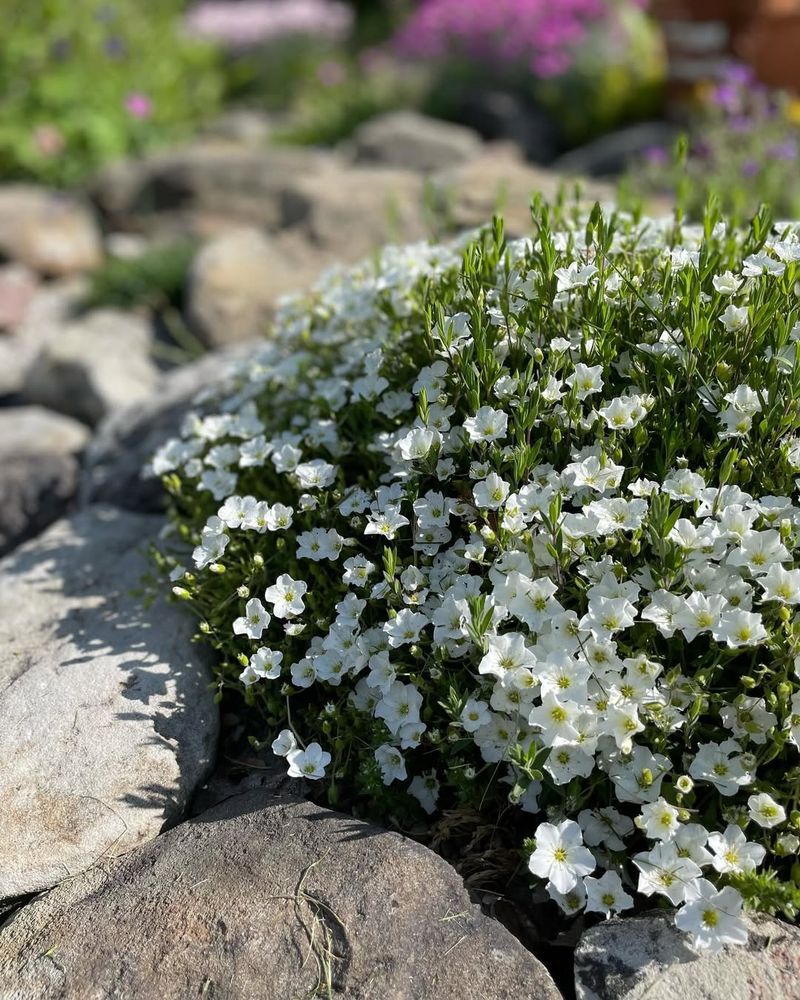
xmin=643 ymin=145 xmax=668 ymax=167
xmin=741 ymin=159 xmax=760 ymax=178
xmin=769 ymin=139 xmax=798 ymax=162
xmin=393 ymin=0 xmax=611 ymax=80
xmin=124 ymin=92 xmax=152 ymax=119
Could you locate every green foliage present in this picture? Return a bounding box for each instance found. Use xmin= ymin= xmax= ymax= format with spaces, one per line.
xmin=0 ymin=0 xmax=224 ymax=185
xmin=82 ymin=242 xmax=194 ymax=313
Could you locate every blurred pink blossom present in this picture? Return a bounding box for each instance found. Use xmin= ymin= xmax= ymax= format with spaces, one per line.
xmin=32 ymin=124 xmax=65 ymax=157
xmin=124 ymin=92 xmax=152 ymax=119
xmin=185 ymin=0 xmax=353 ymax=50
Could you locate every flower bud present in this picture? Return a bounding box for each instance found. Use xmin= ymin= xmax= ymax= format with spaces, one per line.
xmin=253 ymin=553 xmax=264 ymax=568
xmin=171 ymin=586 xmax=191 ymax=600
xmin=209 ymin=563 xmax=226 ymax=574
xmin=237 ymin=585 xmax=249 ymax=599
xmin=237 ymin=653 xmax=249 ymax=667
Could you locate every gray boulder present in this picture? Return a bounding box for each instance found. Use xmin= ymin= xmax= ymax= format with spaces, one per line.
xmin=22 ymin=308 xmax=159 ymax=425
xmin=281 ymin=163 xmax=427 ymax=260
xmin=0 ymin=277 xmax=86 ymax=399
xmin=574 ymin=910 xmax=800 ymax=1000
xmin=0 ymin=406 xmax=89 ymax=555
xmin=0 ymin=185 xmax=102 ymax=276
xmin=0 ymin=790 xmax=562 ymax=1000
xmin=90 ymin=141 xmax=328 ymax=239
xmin=349 ymin=110 xmax=482 ymax=172
xmin=0 ymin=507 xmax=218 ymax=901
xmin=187 ymin=227 xmax=320 ymax=349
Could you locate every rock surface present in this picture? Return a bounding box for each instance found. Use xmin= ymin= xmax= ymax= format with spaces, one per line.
xmin=0 ymin=263 xmax=38 ymax=330
xmin=22 ymin=307 xmax=159 ymax=425
xmin=90 ymin=141 xmax=326 ymax=238
xmin=187 ymin=227 xmax=315 ymax=348
xmin=574 ymin=910 xmax=800 ymax=1000
xmin=431 ymin=145 xmax=615 ymax=235
xmin=0 ymin=185 xmax=102 ymax=276
xmin=0 ymin=507 xmax=218 ymax=901
xmin=0 ymin=790 xmax=562 ymax=1000
xmin=349 ymin=110 xmax=482 ymax=172
xmin=281 ymin=163 xmax=426 ymax=259
xmin=0 ymin=278 xmax=86 ymax=399
xmin=0 ymin=407 xmax=89 ymax=555
xmin=80 ymin=344 xmax=251 ymax=511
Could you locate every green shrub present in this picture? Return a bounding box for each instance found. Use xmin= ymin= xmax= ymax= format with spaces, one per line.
xmin=154 ymin=199 xmax=800 ymax=949
xmin=0 ymin=0 xmax=223 ymax=185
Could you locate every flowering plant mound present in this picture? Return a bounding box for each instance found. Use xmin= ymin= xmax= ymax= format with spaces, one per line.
xmin=155 ymin=200 xmax=800 ymax=950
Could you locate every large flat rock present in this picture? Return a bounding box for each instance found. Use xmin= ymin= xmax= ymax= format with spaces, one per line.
xmin=0 ymin=790 xmax=562 ymax=1000
xmin=574 ymin=910 xmax=800 ymax=1000
xmin=0 ymin=507 xmax=218 ymax=901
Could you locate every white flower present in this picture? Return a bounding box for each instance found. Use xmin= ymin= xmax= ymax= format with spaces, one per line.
xmin=264 ymin=574 xmax=308 ymax=618
xmin=384 ymin=609 xmax=429 ymax=647
xmin=271 ymin=729 xmax=297 ymax=757
xmin=566 ymin=363 xmax=604 ymax=400
xmin=584 ymin=871 xmax=634 ymax=916
xmin=409 ymin=770 xmax=440 ymax=813
xmin=374 ymin=744 xmax=407 ymax=784
xmin=473 ymin=473 xmax=510 ymax=510
xmin=633 ymin=842 xmax=702 ymax=905
xmin=296 ymin=528 xmax=344 ymax=562
xmin=528 ymin=819 xmax=596 ymax=894
xmin=747 ymin=792 xmax=786 ymax=828
xmin=286 ymin=742 xmax=331 ymax=779
xmin=232 ymin=598 xmax=271 ymax=640
xmin=460 ymin=697 xmax=491 ymax=733
xmin=708 ymin=824 xmax=766 ymax=874
xmin=639 ymin=798 xmax=681 ymax=841
xmin=675 ymin=881 xmax=748 ymax=952
xmin=464 ymin=406 xmax=508 ymax=443
xmin=240 ymin=646 xmax=283 ymax=685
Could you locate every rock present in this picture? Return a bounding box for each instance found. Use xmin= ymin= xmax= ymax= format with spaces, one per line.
xmin=574 ymin=910 xmax=800 ymax=1000
xmin=187 ymin=227 xmax=319 ymax=349
xmin=0 ymin=263 xmax=38 ymax=330
xmin=0 ymin=404 xmax=89 ymax=456
xmin=90 ymin=141 xmax=328 ymax=239
xmin=80 ymin=344 xmax=255 ymax=512
xmin=281 ymin=163 xmax=427 ymax=259
xmin=434 ymin=90 xmax=562 ymax=164
xmin=431 ymin=144 xmax=615 ymax=236
xmin=0 ymin=185 xmax=102 ymax=276
xmin=553 ymin=122 xmax=682 ymax=178
xmin=0 ymin=277 xmax=86 ymax=400
xmin=0 ymin=407 xmax=90 ymax=555
xmin=22 ymin=308 xmax=159 ymax=425
xmin=202 ymin=108 xmax=276 ymax=146
xmin=0 ymin=455 xmax=79 ymax=557
xmin=349 ymin=110 xmax=482 ymax=172
xmin=0 ymin=506 xmax=218 ymax=901
xmin=0 ymin=790 xmax=562 ymax=1000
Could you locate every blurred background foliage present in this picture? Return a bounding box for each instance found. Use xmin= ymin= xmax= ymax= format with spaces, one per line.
xmin=1 ymin=0 xmax=800 ymax=222
xmin=0 ymin=0 xmax=224 ymax=185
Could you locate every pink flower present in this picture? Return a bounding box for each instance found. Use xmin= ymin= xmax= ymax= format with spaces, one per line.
xmin=33 ymin=124 xmax=65 ymax=157
xmin=124 ymin=92 xmax=152 ymax=119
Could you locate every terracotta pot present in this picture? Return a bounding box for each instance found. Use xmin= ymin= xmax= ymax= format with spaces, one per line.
xmin=737 ymin=12 xmax=800 ymax=91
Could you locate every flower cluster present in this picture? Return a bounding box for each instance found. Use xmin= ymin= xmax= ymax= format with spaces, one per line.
xmin=185 ymin=0 xmax=353 ymax=51
xmin=156 ymin=200 xmax=800 ymax=951
xmin=634 ymin=63 xmax=800 ymax=220
xmin=393 ymin=0 xmax=647 ymax=79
